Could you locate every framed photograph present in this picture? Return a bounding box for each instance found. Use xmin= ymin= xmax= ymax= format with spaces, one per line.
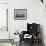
xmin=14 ymin=9 xmax=27 ymax=20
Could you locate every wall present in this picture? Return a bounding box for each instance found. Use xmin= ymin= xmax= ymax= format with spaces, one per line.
xmin=0 ymin=0 xmax=46 ymax=46
xmin=8 ymin=0 xmax=46 ymax=45
xmin=9 ymin=0 xmax=43 ymax=36
xmin=0 ymin=0 xmax=8 ymax=3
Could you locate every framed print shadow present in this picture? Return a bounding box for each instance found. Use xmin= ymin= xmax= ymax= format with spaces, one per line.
xmin=14 ymin=9 xmax=27 ymax=20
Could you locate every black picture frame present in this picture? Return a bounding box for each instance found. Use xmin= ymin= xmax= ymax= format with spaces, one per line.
xmin=14 ymin=9 xmax=27 ymax=20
